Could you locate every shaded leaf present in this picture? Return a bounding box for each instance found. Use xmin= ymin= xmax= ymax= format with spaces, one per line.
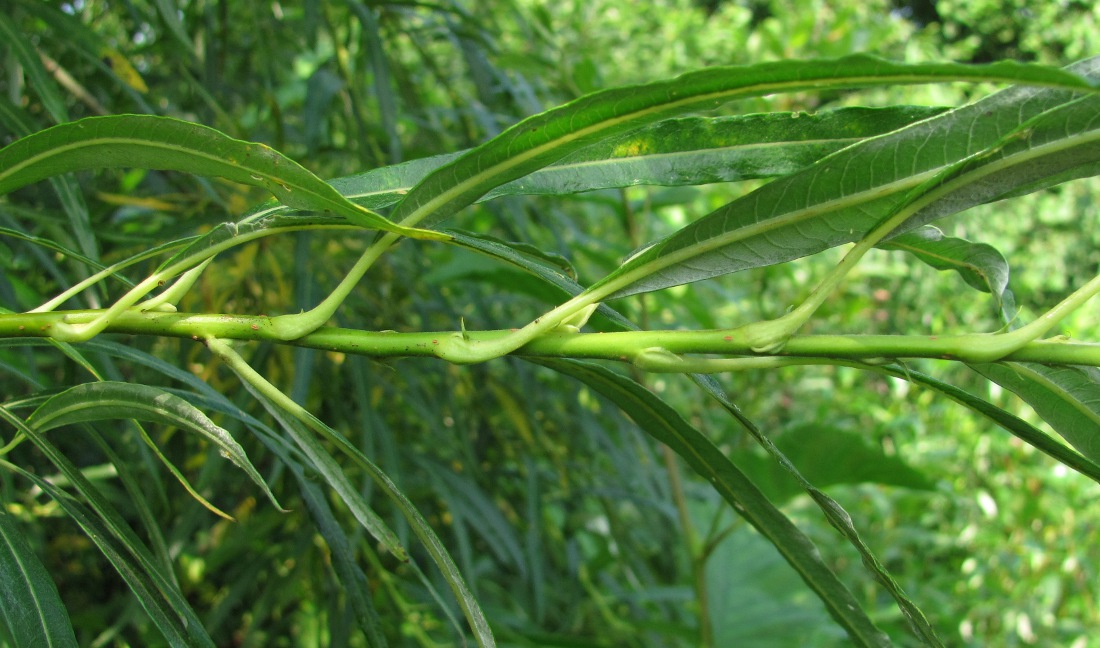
xmin=879 ymin=225 xmax=1009 ymax=298
xmin=0 ymin=510 xmax=78 ymax=648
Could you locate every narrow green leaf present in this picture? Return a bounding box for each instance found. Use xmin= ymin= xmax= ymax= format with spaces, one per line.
xmin=533 ymin=358 xmax=891 ymax=647
xmin=26 ymin=382 xmax=284 ymax=512
xmin=0 ymin=115 xmax=446 ymax=241
xmin=969 ymin=363 xmax=1100 ymax=465
xmin=694 ymin=375 xmax=941 ymax=646
xmin=483 ymin=106 xmax=949 ymax=197
xmin=597 ymin=57 xmax=1100 ymax=298
xmin=0 ymin=13 xmax=68 ymax=123
xmin=860 ymin=363 xmax=1100 ymax=485
xmin=0 ymin=408 xmax=216 ymax=648
xmin=0 ymin=510 xmax=78 ymax=648
xmin=390 ymin=55 xmax=1095 ymax=229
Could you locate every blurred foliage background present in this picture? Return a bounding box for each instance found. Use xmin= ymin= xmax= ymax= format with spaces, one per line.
xmin=2 ymin=0 xmax=1099 ymax=646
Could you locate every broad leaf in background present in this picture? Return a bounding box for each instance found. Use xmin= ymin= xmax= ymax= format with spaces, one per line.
xmin=598 ymin=57 xmax=1100 ymax=299
xmin=731 ymin=423 xmax=935 ymax=505
xmin=969 ymin=362 xmax=1100 ymax=465
xmin=0 ymin=510 xmax=78 ymax=648
xmin=0 ymin=115 xmax=444 ymax=241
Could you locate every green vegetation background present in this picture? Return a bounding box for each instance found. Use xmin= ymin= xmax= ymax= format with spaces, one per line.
xmin=2 ymin=0 xmax=1099 ymax=646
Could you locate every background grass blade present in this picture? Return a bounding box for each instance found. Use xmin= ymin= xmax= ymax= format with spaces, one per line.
xmin=0 ymin=408 xmax=215 ymax=647
xmin=0 ymin=509 xmax=79 ymax=648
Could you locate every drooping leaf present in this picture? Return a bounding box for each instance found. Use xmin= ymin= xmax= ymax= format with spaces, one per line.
xmin=0 ymin=115 xmax=445 ymax=241
xmin=26 ymin=382 xmax=284 ymax=512
xmin=532 ymin=358 xmax=892 ymax=647
xmin=969 ymin=362 xmax=1100 ymax=465
xmin=209 ymin=339 xmax=496 ymax=647
xmin=390 ymin=55 xmax=1095 ymax=229
xmin=879 ymin=225 xmax=1009 ymax=298
xmin=0 ymin=510 xmax=79 ymax=648
xmin=595 ymin=57 xmax=1100 ymax=299
xmin=693 ymin=374 xmax=942 ymax=646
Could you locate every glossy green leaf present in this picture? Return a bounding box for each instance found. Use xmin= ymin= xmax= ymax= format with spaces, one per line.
xmin=596 ymin=57 xmax=1100 ymax=299
xmin=0 ymin=115 xmax=445 ymax=241
xmin=533 ymin=358 xmax=891 ymax=647
xmin=969 ymin=363 xmax=1100 ymax=465
xmin=390 ymin=55 xmax=1095 ymax=229
xmin=25 ymin=381 xmax=284 ymax=512
xmin=0 ymin=510 xmax=78 ymax=648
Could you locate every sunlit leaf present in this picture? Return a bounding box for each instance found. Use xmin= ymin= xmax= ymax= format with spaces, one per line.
xmin=391 ymin=55 xmax=1095 ymax=229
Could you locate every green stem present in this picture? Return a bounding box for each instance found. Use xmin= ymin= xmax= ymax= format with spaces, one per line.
xmin=4 ymin=309 xmax=1100 ymax=367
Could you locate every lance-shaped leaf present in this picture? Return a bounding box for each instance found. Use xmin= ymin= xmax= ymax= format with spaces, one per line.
xmin=326 ymin=106 xmax=947 ymax=209
xmin=389 ymin=55 xmax=1095 ymax=229
xmin=532 ymin=358 xmax=892 ymax=647
xmin=879 ymin=225 xmax=1009 ymax=296
xmin=691 ymin=373 xmax=941 ymax=645
xmin=26 ymin=382 xmax=284 ymax=512
xmin=0 ymin=115 xmax=446 ymax=241
xmin=595 ymin=57 xmax=1100 ymax=299
xmin=0 ymin=510 xmax=79 ymax=648
xmin=969 ymin=363 xmax=1100 ymax=465
xmin=860 ymin=363 xmax=1100 ymax=485
xmin=483 ymin=106 xmax=949 ymax=198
